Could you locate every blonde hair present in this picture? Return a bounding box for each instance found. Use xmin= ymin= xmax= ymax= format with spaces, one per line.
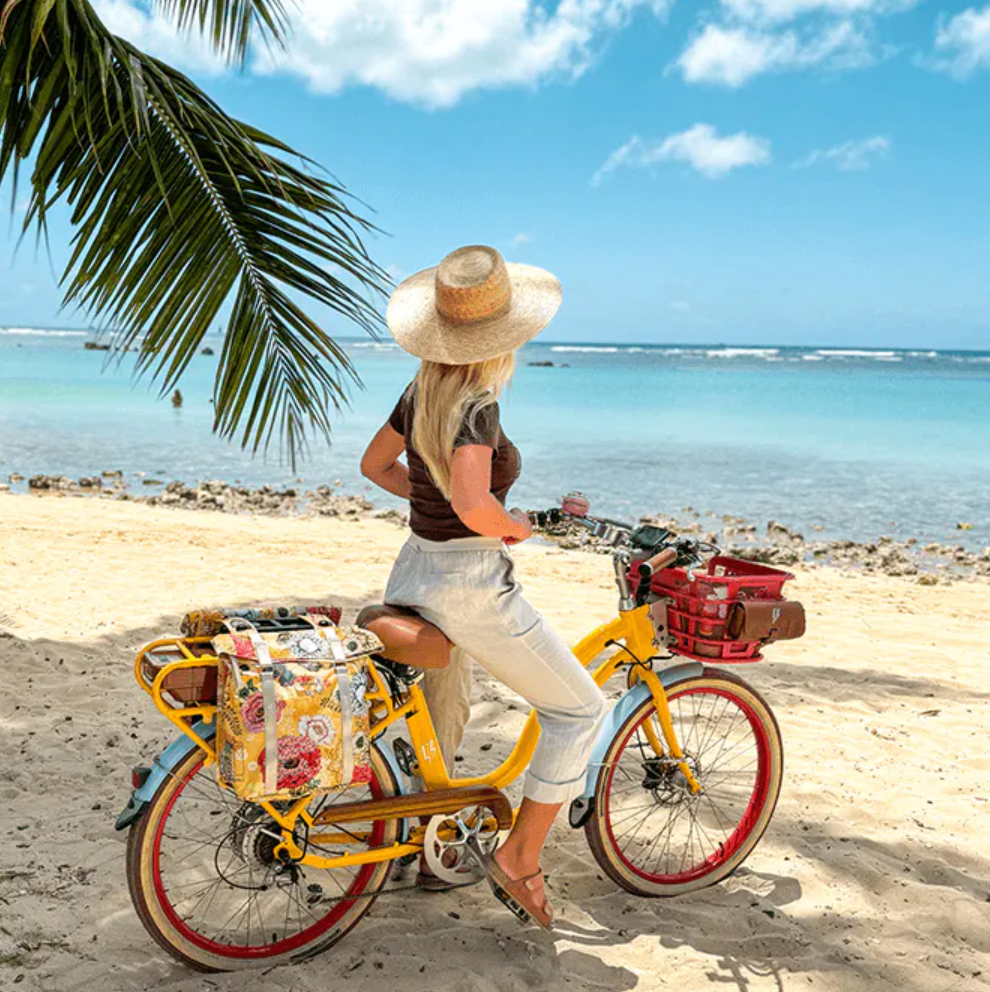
xmin=411 ymin=352 xmax=516 ymax=499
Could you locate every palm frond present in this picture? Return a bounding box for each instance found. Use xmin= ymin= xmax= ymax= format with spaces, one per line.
xmin=0 ymin=0 xmax=388 ymax=466
xmin=153 ymin=0 xmax=290 ymax=65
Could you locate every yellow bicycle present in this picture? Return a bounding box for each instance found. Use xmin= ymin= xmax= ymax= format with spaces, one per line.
xmin=119 ymin=504 xmax=784 ymax=971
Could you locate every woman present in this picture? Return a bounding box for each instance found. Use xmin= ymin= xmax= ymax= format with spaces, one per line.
xmin=361 ymin=245 xmax=606 ymax=929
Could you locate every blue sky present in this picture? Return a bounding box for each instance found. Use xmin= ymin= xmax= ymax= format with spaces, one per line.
xmin=3 ymin=0 xmax=990 ymax=348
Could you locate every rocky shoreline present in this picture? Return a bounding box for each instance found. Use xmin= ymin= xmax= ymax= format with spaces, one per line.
xmin=2 ymin=473 xmax=378 ymax=520
xmin=4 ymin=472 xmax=988 ymax=582
xmin=547 ymin=512 xmax=990 ymax=581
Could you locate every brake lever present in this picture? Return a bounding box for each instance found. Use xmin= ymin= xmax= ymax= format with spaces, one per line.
xmin=677 ymin=539 xmax=719 ymax=581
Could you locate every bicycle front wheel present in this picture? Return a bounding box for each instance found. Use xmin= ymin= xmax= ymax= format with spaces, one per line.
xmin=586 ymin=669 xmax=783 ymax=897
xmin=127 ymin=742 xmax=399 ymax=971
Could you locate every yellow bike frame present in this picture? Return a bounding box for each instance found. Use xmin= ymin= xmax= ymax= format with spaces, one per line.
xmin=134 ymin=604 xmax=700 ymax=872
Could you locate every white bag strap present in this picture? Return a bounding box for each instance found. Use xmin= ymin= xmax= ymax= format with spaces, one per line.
xmin=304 ymin=620 xmax=355 ymax=783
xmin=335 ymin=662 xmax=354 ymax=785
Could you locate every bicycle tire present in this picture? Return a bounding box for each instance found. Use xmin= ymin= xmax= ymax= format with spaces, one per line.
xmin=126 ymin=742 xmax=399 ymax=971
xmin=586 ymin=668 xmax=783 ymax=897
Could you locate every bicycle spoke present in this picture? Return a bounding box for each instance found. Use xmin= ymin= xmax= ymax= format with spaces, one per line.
xmin=143 ymin=752 xmax=392 ymax=960
xmin=602 ymin=682 xmax=773 ymax=884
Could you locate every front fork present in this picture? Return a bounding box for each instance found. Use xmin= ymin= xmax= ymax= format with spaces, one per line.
xmin=629 ymin=665 xmax=703 ymax=796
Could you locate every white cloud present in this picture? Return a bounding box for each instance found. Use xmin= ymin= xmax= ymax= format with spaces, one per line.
xmin=677 ymin=20 xmax=871 ymax=86
xmin=795 ymin=135 xmax=890 ymax=170
xmin=934 ymin=5 xmax=990 ymax=77
xmin=94 ymin=0 xmax=672 ymax=108
xmin=675 ymin=0 xmax=913 ymax=87
xmin=261 ymin=0 xmax=674 ymax=107
xmin=509 ymin=232 xmax=533 ymax=247
xmin=720 ymin=0 xmax=913 ymax=25
xmin=593 ymin=124 xmax=771 ymax=183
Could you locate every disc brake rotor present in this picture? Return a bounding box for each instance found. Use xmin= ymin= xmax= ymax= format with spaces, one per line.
xmin=423 ymin=805 xmax=501 ymax=884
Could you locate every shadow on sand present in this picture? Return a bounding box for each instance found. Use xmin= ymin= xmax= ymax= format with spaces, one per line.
xmin=2 ymin=599 xmax=988 ymax=992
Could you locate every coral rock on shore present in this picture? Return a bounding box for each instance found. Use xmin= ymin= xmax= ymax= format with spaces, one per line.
xmin=306 ymin=485 xmax=374 ymax=518
xmin=28 ymin=474 xmax=78 ymax=492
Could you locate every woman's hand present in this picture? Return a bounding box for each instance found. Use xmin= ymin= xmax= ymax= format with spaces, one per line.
xmin=450 ymin=448 xmax=531 ymax=542
xmin=504 ymin=508 xmax=533 ymax=545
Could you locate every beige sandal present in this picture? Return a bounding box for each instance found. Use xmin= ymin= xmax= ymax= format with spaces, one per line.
xmin=467 ymin=838 xmax=554 ymax=930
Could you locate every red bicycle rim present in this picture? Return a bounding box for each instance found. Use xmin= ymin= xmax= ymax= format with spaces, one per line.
xmin=150 ymin=758 xmax=386 ymax=959
xmin=604 ymin=686 xmax=772 ymax=885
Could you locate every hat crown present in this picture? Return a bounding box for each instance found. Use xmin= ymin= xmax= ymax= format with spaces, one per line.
xmin=435 ymin=246 xmax=512 ymax=326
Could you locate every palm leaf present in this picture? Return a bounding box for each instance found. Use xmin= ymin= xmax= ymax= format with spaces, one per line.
xmin=0 ymin=0 xmax=388 ymax=466
xmin=153 ymin=0 xmax=290 ymax=65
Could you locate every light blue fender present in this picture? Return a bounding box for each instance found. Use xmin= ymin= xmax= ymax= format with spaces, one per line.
xmin=115 ymin=719 xmax=217 ymax=830
xmin=579 ymin=661 xmax=704 ymax=800
xmin=115 ymin=721 xmax=410 ymax=842
xmin=136 ymin=719 xmax=218 ymax=802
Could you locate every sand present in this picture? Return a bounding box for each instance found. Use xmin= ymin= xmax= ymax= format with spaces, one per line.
xmin=1 ymin=494 xmax=988 ymax=992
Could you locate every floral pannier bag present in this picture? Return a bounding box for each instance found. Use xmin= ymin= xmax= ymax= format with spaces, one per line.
xmin=211 ymin=618 xmax=383 ymax=803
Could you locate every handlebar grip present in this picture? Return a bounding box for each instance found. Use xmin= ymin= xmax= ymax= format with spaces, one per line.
xmin=527 ymin=508 xmax=561 ymax=527
xmin=638 ymin=547 xmax=678 ymax=576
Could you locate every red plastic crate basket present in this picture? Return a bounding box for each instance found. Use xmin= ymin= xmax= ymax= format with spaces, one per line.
xmin=631 ymin=555 xmax=795 ymax=663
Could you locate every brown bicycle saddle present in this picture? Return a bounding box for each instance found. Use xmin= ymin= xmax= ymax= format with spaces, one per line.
xmin=356 ymin=604 xmax=452 ymax=670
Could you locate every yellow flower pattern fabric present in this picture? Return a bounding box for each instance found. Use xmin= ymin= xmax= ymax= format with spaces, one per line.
xmin=212 ymin=626 xmax=382 ymax=802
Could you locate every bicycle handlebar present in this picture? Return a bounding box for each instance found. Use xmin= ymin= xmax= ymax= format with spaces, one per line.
xmin=525 ymin=496 xmax=720 ymax=609
xmin=637 ymin=546 xmax=678 ymax=575
xmin=526 ymin=506 xmax=634 ymax=534
xmin=526 ymin=498 xmax=718 ymax=567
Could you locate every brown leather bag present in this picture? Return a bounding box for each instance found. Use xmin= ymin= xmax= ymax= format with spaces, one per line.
xmin=726 ymin=600 xmax=806 ymax=643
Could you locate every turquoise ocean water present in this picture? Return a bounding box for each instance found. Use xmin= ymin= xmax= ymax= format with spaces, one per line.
xmin=1 ymin=328 xmax=988 ymax=549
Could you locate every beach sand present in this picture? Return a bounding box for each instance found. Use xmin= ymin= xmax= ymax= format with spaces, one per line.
xmin=1 ymin=494 xmax=988 ymax=992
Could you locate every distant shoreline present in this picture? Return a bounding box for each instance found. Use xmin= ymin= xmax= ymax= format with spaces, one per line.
xmin=3 ymin=474 xmax=987 ymax=583
xmin=3 ymin=325 xmax=990 ymax=356
xmin=4 ymin=330 xmax=989 ymax=558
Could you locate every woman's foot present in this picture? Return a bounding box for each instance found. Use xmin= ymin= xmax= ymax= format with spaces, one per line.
xmin=468 ymin=838 xmax=554 ymax=930
xmin=493 ymin=848 xmax=551 ymax=921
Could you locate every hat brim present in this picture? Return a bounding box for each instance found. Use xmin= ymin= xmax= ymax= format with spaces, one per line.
xmin=386 ymin=262 xmax=562 ymax=365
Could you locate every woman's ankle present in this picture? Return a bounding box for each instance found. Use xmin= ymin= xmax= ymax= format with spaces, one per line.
xmin=495 ymin=843 xmax=540 ymax=879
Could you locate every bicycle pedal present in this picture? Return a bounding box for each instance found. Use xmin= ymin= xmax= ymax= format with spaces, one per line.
xmin=494 ymin=887 xmax=534 ymax=926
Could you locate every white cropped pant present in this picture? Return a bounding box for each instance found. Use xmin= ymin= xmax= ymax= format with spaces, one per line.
xmin=384 ymin=534 xmax=607 ymax=805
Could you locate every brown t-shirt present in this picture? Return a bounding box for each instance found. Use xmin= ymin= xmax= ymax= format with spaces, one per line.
xmin=388 ymin=385 xmax=521 ymax=542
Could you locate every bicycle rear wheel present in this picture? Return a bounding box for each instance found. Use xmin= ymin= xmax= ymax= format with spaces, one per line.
xmin=586 ymin=669 xmax=783 ymax=896
xmin=127 ymin=742 xmax=399 ymax=971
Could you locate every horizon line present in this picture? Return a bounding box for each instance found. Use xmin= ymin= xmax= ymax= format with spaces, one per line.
xmin=2 ymin=325 xmax=989 ymax=355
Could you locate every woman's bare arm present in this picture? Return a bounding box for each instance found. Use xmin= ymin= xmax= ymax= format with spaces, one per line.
xmin=450 ymin=446 xmax=531 ymax=543
xmin=360 ymin=424 xmax=411 ymax=499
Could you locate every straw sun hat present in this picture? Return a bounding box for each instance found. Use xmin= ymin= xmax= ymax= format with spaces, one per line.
xmin=386 ymin=245 xmax=562 ymax=365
